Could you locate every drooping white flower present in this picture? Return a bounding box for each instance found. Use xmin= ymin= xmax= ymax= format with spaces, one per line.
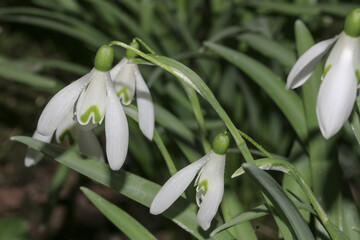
xmin=25 ymin=110 xmax=104 ymax=167
xmin=29 ymin=45 xmax=129 ymax=170
xmin=150 ymin=133 xmax=229 ymax=230
xmin=286 ymin=9 xmax=360 ymax=139
xmin=110 ymin=57 xmax=154 ymax=140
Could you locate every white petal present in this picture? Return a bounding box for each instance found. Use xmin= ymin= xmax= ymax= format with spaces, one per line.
xmin=37 ymin=73 xmax=91 ymax=136
xmin=110 ymin=57 xmax=127 ymax=80
xmin=134 ymin=65 xmax=154 ymax=140
xmin=25 ymin=131 xmax=52 ymax=167
xmin=55 ymin=110 xmax=77 ymax=145
xmin=197 ymin=153 xmax=225 ymax=230
xmin=112 ymin=58 xmax=136 ymax=105
xmin=325 ymin=32 xmax=358 ymax=70
xmin=150 ymin=152 xmax=211 ymax=215
xmin=105 ymin=77 xmax=129 ymax=170
xmin=286 ymin=36 xmax=338 ymax=89
xmin=316 ymin=50 xmax=357 ymax=139
xmin=77 ymin=130 xmax=105 ymax=162
xmin=76 ymin=69 xmax=107 ymax=127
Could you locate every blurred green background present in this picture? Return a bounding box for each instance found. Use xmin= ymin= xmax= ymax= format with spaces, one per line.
xmin=0 ymin=0 xmax=359 ymax=239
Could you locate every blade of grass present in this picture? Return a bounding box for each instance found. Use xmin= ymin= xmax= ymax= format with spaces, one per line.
xmin=242 ymin=164 xmax=315 ymax=240
xmin=11 ymin=136 xmax=233 ymax=240
xmin=204 ymin=41 xmax=307 ymax=141
xmin=81 ymin=187 xmax=157 ymax=240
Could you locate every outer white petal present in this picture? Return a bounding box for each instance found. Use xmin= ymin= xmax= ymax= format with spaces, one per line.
xmin=55 ymin=110 xmax=77 ymax=144
xmin=150 ymin=152 xmax=211 ymax=215
xmin=105 ymin=77 xmax=129 ymax=170
xmin=37 ymin=73 xmax=91 ymax=136
xmin=286 ymin=36 xmax=338 ymax=89
xmin=197 ymin=152 xmax=225 ymax=230
xmin=76 ymin=69 xmax=107 ymax=127
xmin=77 ymin=130 xmax=105 ymax=162
xmin=25 ymin=131 xmax=53 ymax=167
xmin=316 ymin=50 xmax=357 ymax=139
xmin=325 ymin=32 xmax=358 ymax=69
xmin=111 ymin=59 xmax=136 ymax=105
xmin=110 ymin=57 xmax=127 ymax=80
xmin=134 ymin=65 xmax=154 ymax=140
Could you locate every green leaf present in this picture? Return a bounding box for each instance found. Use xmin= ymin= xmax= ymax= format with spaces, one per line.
xmin=244 ymin=1 xmax=320 ymax=16
xmin=0 ymin=59 xmax=64 ymax=93
xmin=0 ymin=218 xmax=29 ymax=240
xmin=81 ymin=187 xmax=157 ymax=240
xmin=220 ymin=191 xmax=258 ymax=240
xmin=12 ymin=136 xmax=233 ymax=240
xmin=242 ymin=164 xmax=315 ymax=240
xmin=154 ymin=104 xmax=195 ymax=143
xmin=238 ymin=33 xmax=296 ymax=68
xmin=212 ymin=204 xmax=268 ymax=237
xmin=318 ymin=3 xmax=360 ymax=17
xmin=0 ymin=15 xmax=103 ymax=48
xmin=204 ymin=41 xmax=307 ymax=141
xmin=351 ymin=112 xmax=360 ymax=146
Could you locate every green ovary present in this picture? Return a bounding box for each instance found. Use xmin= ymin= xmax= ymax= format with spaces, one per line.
xmin=117 ymin=88 xmax=130 ymax=103
xmin=59 ymin=129 xmax=75 ymax=145
xmin=80 ymin=105 xmax=102 ymax=124
xmin=198 ymin=179 xmax=208 ymax=194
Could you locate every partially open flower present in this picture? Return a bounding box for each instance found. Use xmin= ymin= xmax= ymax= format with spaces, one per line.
xmin=286 ymin=9 xmax=360 ymax=139
xmin=29 ymin=45 xmax=128 ymax=170
xmin=110 ymin=40 xmax=154 ymax=140
xmin=150 ymin=132 xmax=229 ymax=230
xmin=25 ymin=110 xmax=104 ymax=167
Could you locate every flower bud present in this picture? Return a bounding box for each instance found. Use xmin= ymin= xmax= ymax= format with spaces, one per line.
xmin=94 ymin=45 xmax=114 ymax=72
xmin=212 ymin=132 xmax=229 ymax=155
xmin=345 ymin=8 xmax=360 ymax=37
xmin=126 ymin=40 xmax=140 ymax=59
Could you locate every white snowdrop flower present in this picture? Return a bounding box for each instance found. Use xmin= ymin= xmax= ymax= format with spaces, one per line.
xmin=25 ymin=110 xmax=105 ymax=167
xmin=150 ymin=133 xmax=229 ymax=230
xmin=28 ymin=45 xmax=128 ymax=170
xmin=286 ymin=9 xmax=360 ymax=139
xmin=110 ymin=40 xmax=154 ymax=140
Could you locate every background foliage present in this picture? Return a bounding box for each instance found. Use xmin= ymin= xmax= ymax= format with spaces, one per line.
xmin=0 ymin=0 xmax=360 ymax=239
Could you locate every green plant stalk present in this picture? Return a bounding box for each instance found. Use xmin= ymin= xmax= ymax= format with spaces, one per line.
xmin=182 ymin=83 xmax=211 ymax=153
xmin=123 ymin=106 xmax=177 ymax=175
xmin=237 ymin=129 xmax=272 ymax=158
xmin=153 ymin=131 xmax=178 ymax=176
xmin=110 ymin=41 xmax=254 ymax=163
xmin=233 ymin=158 xmax=339 ymax=239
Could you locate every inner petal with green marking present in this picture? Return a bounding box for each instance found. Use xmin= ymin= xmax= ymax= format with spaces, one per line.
xmin=80 ymin=105 xmax=102 ymax=124
xmin=58 ymin=129 xmax=75 ymax=145
xmin=356 ymin=69 xmax=360 ymax=85
xmin=117 ymin=87 xmax=131 ymax=104
xmin=197 ymin=179 xmax=208 ymax=196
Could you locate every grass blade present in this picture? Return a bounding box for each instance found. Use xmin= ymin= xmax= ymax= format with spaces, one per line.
xmin=11 ymin=136 xmax=233 ymax=240
xmin=242 ymin=164 xmax=315 ymax=240
xmin=81 ymin=187 xmax=157 ymax=240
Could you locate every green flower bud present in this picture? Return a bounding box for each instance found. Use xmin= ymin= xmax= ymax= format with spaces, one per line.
xmin=126 ymin=40 xmax=140 ymax=59
xmin=94 ymin=45 xmax=114 ymax=72
xmin=345 ymin=8 xmax=360 ymax=37
xmin=212 ymin=131 xmax=229 ymax=155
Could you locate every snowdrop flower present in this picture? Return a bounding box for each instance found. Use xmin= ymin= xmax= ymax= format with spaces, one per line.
xmin=29 ymin=45 xmax=128 ymax=170
xmin=150 ymin=132 xmax=229 ymax=230
xmin=25 ymin=110 xmax=104 ymax=167
xmin=286 ymin=9 xmax=360 ymax=139
xmin=110 ymin=40 xmax=154 ymax=140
